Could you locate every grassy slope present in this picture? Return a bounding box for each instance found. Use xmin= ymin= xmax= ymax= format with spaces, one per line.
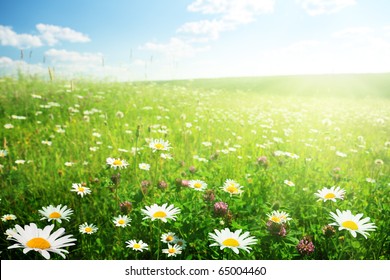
xmin=0 ymin=73 xmax=389 ymax=260
xmin=167 ymin=73 xmax=390 ymax=98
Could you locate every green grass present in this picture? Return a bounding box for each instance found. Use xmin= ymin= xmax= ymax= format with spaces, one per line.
xmin=0 ymin=73 xmax=389 ymax=260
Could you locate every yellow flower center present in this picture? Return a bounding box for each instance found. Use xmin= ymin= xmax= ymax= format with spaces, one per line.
xmin=154 ymin=143 xmax=164 ymax=150
xmin=133 ymin=244 xmax=141 ymax=249
xmin=168 ymin=248 xmax=176 ymax=254
xmin=85 ymin=227 xmax=92 ymax=233
xmin=271 ymin=216 xmax=281 ymax=223
xmin=342 ymin=220 xmax=358 ymax=230
xmin=194 ymin=183 xmax=202 ymax=188
xmin=324 ymin=193 xmax=336 ymax=199
xmin=5 ymin=216 xmax=13 ymax=220
xmin=166 ymin=236 xmax=174 ymax=242
xmin=113 ymin=160 xmax=123 ymax=166
xmin=26 ymin=237 xmax=51 ymax=250
xmin=78 ymin=187 xmax=85 ymax=192
xmin=153 ymin=211 xmax=167 ymax=218
xmin=176 ymin=241 xmax=183 ymax=246
xmin=222 ymin=238 xmax=239 ymax=247
xmin=118 ymin=219 xmax=125 ymax=225
xmin=49 ymin=212 xmax=61 ymax=219
xmin=226 ymin=185 xmax=238 ymax=193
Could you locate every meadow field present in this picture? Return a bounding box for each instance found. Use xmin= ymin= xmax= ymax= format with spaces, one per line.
xmin=0 ymin=74 xmax=389 ymax=260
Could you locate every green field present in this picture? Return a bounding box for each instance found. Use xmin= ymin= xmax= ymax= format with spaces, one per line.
xmin=0 ymin=73 xmax=389 ymax=260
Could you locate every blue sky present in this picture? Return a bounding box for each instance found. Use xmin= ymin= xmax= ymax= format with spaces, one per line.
xmin=1 ymin=0 xmax=390 ymax=81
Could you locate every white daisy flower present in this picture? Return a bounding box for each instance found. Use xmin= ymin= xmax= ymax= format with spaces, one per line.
xmin=0 ymin=149 xmax=8 ymax=157
xmin=126 ymin=239 xmax=149 ymax=252
xmin=284 ymin=180 xmax=295 ymax=187
xmin=70 ymin=183 xmax=91 ymax=197
xmin=1 ymin=214 xmax=17 ymax=222
xmin=336 ymin=151 xmax=347 ymax=157
xmin=141 ymin=203 xmax=180 ymax=223
xmin=15 ymin=160 xmax=26 ymax=165
xmin=39 ymin=205 xmax=73 ymax=223
xmin=173 ymin=238 xmax=187 ymax=249
xmin=329 ymin=209 xmax=376 ymax=238
xmin=4 ymin=124 xmax=14 ymax=129
xmin=41 ymin=140 xmax=52 ymax=146
xmin=161 ymin=232 xmax=176 ymax=243
xmin=315 ymin=186 xmax=345 ymax=202
xmin=7 ymin=223 xmax=76 ymax=259
xmin=202 ymin=141 xmax=212 ymax=147
xmin=4 ymin=228 xmax=17 ymax=239
xmin=160 ymin=153 xmax=173 ymax=160
xmin=267 ymin=210 xmax=292 ymax=224
xmin=79 ymin=223 xmax=98 ymax=234
xmin=366 ymin=178 xmax=376 ymax=183
xmin=221 ymin=179 xmax=244 ymax=196
xmin=162 ymin=244 xmax=182 ymax=257
xmin=188 ymin=180 xmax=207 ymax=191
xmin=139 ymin=163 xmax=150 ymax=171
xmin=113 ymin=215 xmax=131 ymax=228
xmin=11 ymin=115 xmax=26 ymax=120
xmin=106 ymin=157 xmax=129 ymax=169
xmin=209 ymin=228 xmax=257 ymax=254
xmin=149 ymin=138 xmax=171 ymax=152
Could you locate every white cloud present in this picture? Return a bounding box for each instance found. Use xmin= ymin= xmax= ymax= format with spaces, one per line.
xmin=0 ymin=24 xmax=90 ymax=49
xmin=45 ymin=49 xmax=102 ymax=64
xmin=255 ymin=26 xmax=390 ymax=75
xmin=188 ymin=0 xmax=274 ymax=22
xmin=0 ymin=56 xmax=46 ymax=76
xmin=332 ymin=27 xmax=373 ymax=38
xmin=141 ymin=37 xmax=209 ymax=58
xmin=181 ymin=0 xmax=275 ymax=40
xmin=297 ymin=0 xmax=356 ymax=16
xmin=36 ymin=24 xmax=90 ymax=46
xmin=0 ymin=56 xmax=15 ymax=65
xmin=177 ymin=19 xmax=233 ymax=40
xmin=282 ymin=40 xmax=322 ymax=52
xmin=0 ymin=25 xmax=42 ymax=48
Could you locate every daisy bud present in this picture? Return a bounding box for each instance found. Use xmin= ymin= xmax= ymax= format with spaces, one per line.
xmin=141 ymin=180 xmax=151 ymax=188
xmin=175 ymin=178 xmax=183 ymax=187
xmin=333 ymin=167 xmax=341 ymax=173
xmin=296 ymin=236 xmax=315 ymax=256
xmin=322 ymin=225 xmax=336 ymax=237
xmin=181 ymin=180 xmax=189 ymax=187
xmin=257 ymin=156 xmax=268 ymax=167
xmin=278 ymin=225 xmax=287 ymax=237
xmin=120 ymin=201 xmax=133 ymax=214
xmin=210 ymin=153 xmax=219 ymax=161
xmin=158 ymin=180 xmax=168 ymax=189
xmin=203 ymin=189 xmax=215 ymax=202
xmin=189 ymin=166 xmax=197 ymax=173
xmin=141 ymin=180 xmax=151 ymax=194
xmin=266 ymin=220 xmax=288 ymax=237
xmin=175 ymin=178 xmax=189 ymax=187
xmin=213 ymin=202 xmax=228 ymax=217
xmin=226 ymin=210 xmax=233 ymax=224
xmin=111 ymin=173 xmax=121 ymax=186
